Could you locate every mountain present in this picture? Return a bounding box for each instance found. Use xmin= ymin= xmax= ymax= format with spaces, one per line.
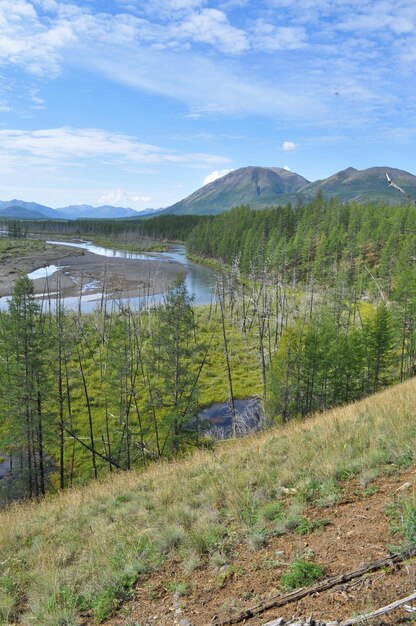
xmin=0 ymin=200 xmax=150 ymax=220
xmin=297 ymin=166 xmax=416 ymax=204
xmin=0 ymin=206 xmax=52 ymax=220
xmin=161 ymin=165 xmax=416 ymax=215
xmin=0 ymin=200 xmax=64 ymax=219
xmin=161 ymin=166 xmax=310 ymax=215
xmin=56 ymin=204 xmax=140 ymax=219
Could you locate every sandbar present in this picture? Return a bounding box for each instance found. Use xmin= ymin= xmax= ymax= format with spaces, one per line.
xmin=0 ymin=242 xmax=183 ymax=300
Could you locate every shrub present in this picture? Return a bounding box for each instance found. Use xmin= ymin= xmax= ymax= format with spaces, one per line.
xmin=280 ymin=559 xmax=325 ymax=590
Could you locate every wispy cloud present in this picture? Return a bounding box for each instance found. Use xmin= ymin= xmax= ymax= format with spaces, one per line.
xmin=88 ymin=47 xmax=325 ymax=119
xmin=0 ymin=127 xmax=231 ymax=168
xmin=252 ymin=20 xmax=307 ymax=52
xmin=2 ymin=0 xmax=416 ymax=131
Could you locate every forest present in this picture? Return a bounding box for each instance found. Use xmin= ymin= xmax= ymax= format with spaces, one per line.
xmin=1 ymin=195 xmax=416 ymax=504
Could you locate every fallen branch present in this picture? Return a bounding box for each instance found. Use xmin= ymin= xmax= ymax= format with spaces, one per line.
xmin=209 ymin=547 xmax=416 ymax=626
xmin=338 ymin=590 xmax=416 ymax=625
xmin=262 ymin=590 xmax=416 ymax=625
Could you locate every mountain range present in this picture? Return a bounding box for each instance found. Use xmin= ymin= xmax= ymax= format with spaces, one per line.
xmin=0 ymin=200 xmax=156 ymax=220
xmin=160 ymin=166 xmax=416 ymax=215
xmin=1 ymin=166 xmax=415 ymax=220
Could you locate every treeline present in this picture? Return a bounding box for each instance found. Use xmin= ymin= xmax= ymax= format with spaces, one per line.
xmin=1 ymin=214 xmax=210 ymax=242
xmin=186 ymin=197 xmax=416 ymax=294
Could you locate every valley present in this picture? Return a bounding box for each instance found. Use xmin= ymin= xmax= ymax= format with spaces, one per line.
xmin=1 ymin=192 xmax=416 ymax=625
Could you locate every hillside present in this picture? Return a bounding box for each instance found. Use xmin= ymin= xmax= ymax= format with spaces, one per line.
xmin=298 ymin=166 xmax=416 ymax=204
xmin=1 ymin=378 xmax=415 ymax=625
xmin=161 ymin=166 xmax=310 ymax=215
xmin=161 ymin=165 xmax=416 ymax=215
xmin=0 ymin=200 xmax=142 ymax=220
xmin=0 ymin=200 xmax=63 ymax=219
xmin=55 ymin=204 xmax=140 ymax=219
xmin=0 ymin=205 xmax=50 ymax=220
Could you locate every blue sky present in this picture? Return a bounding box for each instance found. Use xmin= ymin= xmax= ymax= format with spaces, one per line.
xmin=1 ymin=0 xmax=416 ymax=210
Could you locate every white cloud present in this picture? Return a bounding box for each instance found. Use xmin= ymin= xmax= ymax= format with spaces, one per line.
xmin=99 ymin=189 xmax=152 ymax=205
xmin=132 ymin=194 xmax=152 ymax=203
xmin=174 ymin=9 xmax=249 ymax=53
xmin=282 ymin=140 xmax=298 ymax=151
xmin=284 ymin=165 xmax=291 ymax=171
xmin=203 ymin=168 xmax=234 ymax=185
xmin=139 ymin=0 xmax=205 ymax=15
xmin=0 ymin=0 xmax=79 ymax=76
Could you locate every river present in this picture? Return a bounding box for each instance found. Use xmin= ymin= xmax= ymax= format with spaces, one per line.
xmin=0 ymin=241 xmax=218 ymax=313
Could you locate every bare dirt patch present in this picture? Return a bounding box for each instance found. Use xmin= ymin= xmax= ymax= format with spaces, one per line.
xmin=101 ymin=468 xmax=416 ymax=626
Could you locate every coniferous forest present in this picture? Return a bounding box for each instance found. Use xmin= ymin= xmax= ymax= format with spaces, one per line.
xmin=1 ymin=196 xmax=416 ymax=503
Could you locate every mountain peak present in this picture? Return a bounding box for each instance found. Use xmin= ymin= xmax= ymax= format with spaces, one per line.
xmin=162 ymin=166 xmax=310 ymax=215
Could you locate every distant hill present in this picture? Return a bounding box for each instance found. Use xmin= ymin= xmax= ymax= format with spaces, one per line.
xmin=160 ymin=165 xmax=416 ymax=215
xmin=298 ymin=166 xmax=416 ymax=204
xmin=56 ymin=204 xmax=140 ymax=219
xmin=0 ymin=206 xmax=52 ymax=220
xmin=160 ymin=166 xmax=310 ymax=215
xmin=0 ymin=200 xmax=148 ymax=220
xmin=0 ymin=200 xmax=64 ymax=219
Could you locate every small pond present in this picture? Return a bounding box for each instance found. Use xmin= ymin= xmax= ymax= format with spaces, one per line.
xmin=198 ymin=398 xmax=265 ymax=438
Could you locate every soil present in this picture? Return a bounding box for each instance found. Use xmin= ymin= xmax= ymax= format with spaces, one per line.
xmin=100 ymin=467 xmax=416 ymax=626
xmin=0 ymin=242 xmax=183 ymax=300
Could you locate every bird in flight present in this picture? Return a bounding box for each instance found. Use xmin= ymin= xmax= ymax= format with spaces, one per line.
xmin=386 ymin=172 xmax=416 ymax=206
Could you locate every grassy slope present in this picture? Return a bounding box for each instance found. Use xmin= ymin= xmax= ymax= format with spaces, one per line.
xmin=1 ymin=378 xmax=416 ymax=624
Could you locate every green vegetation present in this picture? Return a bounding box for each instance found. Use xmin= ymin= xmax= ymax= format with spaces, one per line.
xmin=280 ymin=559 xmax=325 ymax=590
xmin=3 ymin=213 xmax=211 ymax=242
xmin=388 ymin=496 xmax=416 ymax=550
xmin=0 ymin=275 xmax=264 ymax=500
xmin=186 ymin=197 xmax=416 ymax=297
xmin=0 ymin=236 xmax=45 ymax=260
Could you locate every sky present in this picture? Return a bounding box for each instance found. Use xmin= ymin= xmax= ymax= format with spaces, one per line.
xmin=1 ymin=0 xmax=416 ymax=210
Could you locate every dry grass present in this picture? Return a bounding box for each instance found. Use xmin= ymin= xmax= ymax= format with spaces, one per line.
xmin=1 ymin=379 xmax=416 ymax=624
